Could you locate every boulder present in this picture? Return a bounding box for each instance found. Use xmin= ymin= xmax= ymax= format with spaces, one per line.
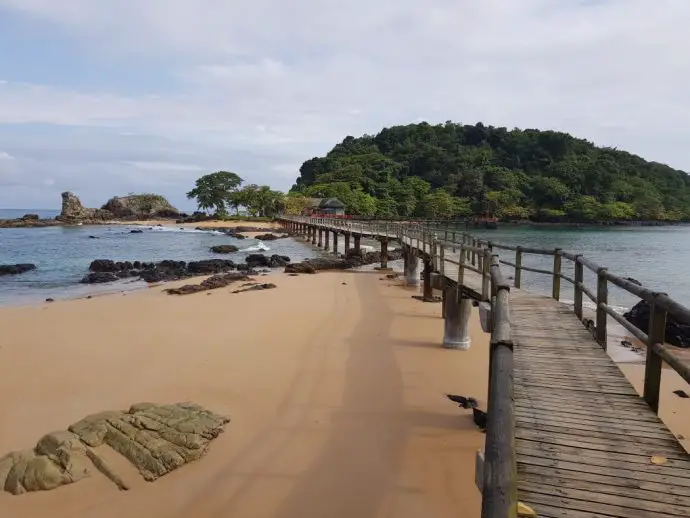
xmin=284 ymin=262 xmax=317 ymax=274
xmin=269 ymin=255 xmax=290 ymax=267
xmin=0 ymin=263 xmax=36 ymax=276
xmin=624 ymin=300 xmax=690 ymax=348
xmin=129 ymin=229 xmax=144 ymax=234
xmin=56 ymin=191 xmax=91 ymax=222
xmin=101 ymin=195 xmax=179 ymax=219
xmin=89 ymin=260 xmax=118 ymax=272
xmin=186 ymin=259 xmax=235 ymax=275
xmin=80 ymin=272 xmax=119 ymax=284
xmin=246 ymin=254 xmax=270 ymax=268
xmin=165 ymin=272 xmax=251 ymax=295
xmin=22 ymin=214 xmax=39 ymax=221
xmin=253 ymin=233 xmax=280 ymax=241
xmin=232 ymin=283 xmax=277 ymax=294
xmin=210 ymin=245 xmax=239 ymax=254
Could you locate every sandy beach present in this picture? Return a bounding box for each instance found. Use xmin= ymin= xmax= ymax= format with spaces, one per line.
xmin=0 ymin=270 xmax=488 ymax=518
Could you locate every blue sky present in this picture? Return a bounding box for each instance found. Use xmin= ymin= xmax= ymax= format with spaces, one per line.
xmin=0 ymin=0 xmax=688 ymax=210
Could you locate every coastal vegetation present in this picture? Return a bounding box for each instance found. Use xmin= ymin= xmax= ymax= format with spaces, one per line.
xmin=290 ymin=122 xmax=690 ymax=222
xmin=186 ymin=171 xmax=285 ymax=218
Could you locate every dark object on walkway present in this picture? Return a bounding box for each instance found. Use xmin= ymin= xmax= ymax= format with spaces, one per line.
xmin=624 ymin=300 xmax=690 ymax=348
xmin=0 ymin=263 xmax=36 ymax=276
xmin=472 ymin=408 xmax=487 ymax=430
xmin=621 ymin=340 xmax=632 ymax=348
xmin=673 ymin=389 xmax=689 ymax=399
xmin=446 ymin=394 xmax=478 ymax=409
xmin=626 ymin=277 xmax=642 ymax=286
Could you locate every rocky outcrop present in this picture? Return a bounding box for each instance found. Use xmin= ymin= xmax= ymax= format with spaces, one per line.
xmin=80 ymin=258 xmax=238 ymax=284
xmin=624 ymin=300 xmax=690 ymax=348
xmin=284 ymin=248 xmax=403 ymax=274
xmin=56 ymin=192 xmax=114 ymax=223
xmin=165 ymin=272 xmax=252 ymax=295
xmin=101 ymin=195 xmax=179 ymax=220
xmin=55 ymin=191 xmax=178 ymax=223
xmin=232 ymin=283 xmax=277 ymax=294
xmin=253 ymin=233 xmax=283 ymax=241
xmin=245 ymin=254 xmax=290 ymax=268
xmin=0 ymin=263 xmax=36 ymax=276
xmin=0 ymin=402 xmax=229 ymax=495
xmin=210 ymin=245 xmax=239 ymax=254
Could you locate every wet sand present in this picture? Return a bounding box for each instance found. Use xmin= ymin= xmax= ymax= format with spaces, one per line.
xmin=0 ymin=271 xmax=488 ymax=518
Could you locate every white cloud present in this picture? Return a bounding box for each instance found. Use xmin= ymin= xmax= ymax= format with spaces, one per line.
xmin=0 ymin=0 xmax=689 ymax=207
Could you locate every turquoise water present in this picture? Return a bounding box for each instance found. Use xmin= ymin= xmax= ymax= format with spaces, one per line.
xmin=0 ymin=213 xmax=318 ymax=306
xmin=467 ymin=225 xmax=690 ymax=310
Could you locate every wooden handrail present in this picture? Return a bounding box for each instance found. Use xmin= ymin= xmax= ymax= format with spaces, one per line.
xmin=279 ymin=215 xmax=690 ymax=419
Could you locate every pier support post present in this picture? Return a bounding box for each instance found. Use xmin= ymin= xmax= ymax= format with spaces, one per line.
xmin=311 ymin=226 xmax=317 ymax=245
xmin=375 ymin=238 xmax=391 ymax=270
xmin=318 ymin=228 xmax=323 ymax=248
xmin=405 ymin=248 xmax=419 ymax=287
xmin=324 ymin=229 xmax=330 ymax=251
xmin=353 ymin=234 xmax=361 ymax=254
xmin=333 ymin=232 xmax=339 ymax=256
xmin=422 ymin=257 xmax=433 ymax=300
xmin=443 ymin=287 xmax=472 ymax=349
xmin=344 ymin=233 xmax=351 ymax=255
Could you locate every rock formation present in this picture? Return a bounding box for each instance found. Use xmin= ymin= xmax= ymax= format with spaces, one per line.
xmin=624 ymin=300 xmax=690 ymax=348
xmin=56 ymin=191 xmax=179 ymax=223
xmin=0 ymin=264 xmax=36 ymax=276
xmin=0 ymin=402 xmax=229 ymax=495
xmin=210 ymin=245 xmax=239 ymax=254
xmin=101 ymin=195 xmax=179 ymax=219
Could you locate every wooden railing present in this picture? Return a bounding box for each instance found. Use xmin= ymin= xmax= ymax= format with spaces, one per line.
xmin=279 ymin=215 xmax=690 ymax=518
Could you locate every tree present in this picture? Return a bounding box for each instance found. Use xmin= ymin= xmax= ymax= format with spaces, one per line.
xmin=187 ymin=171 xmax=243 ymax=214
xmin=283 ymin=193 xmax=310 ymax=215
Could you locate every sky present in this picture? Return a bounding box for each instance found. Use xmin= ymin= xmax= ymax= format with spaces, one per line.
xmin=0 ymin=0 xmax=688 ymax=210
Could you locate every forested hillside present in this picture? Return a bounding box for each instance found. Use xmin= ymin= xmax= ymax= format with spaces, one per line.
xmin=291 ymin=122 xmax=690 ymax=222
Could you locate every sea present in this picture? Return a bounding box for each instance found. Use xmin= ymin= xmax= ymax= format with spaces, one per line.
xmin=2 ymin=210 xmax=689 ymax=323
xmin=0 ymin=209 xmax=320 ymax=306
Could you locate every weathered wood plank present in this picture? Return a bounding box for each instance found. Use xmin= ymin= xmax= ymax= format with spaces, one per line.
xmin=520 ymin=477 xmax=690 ymax=516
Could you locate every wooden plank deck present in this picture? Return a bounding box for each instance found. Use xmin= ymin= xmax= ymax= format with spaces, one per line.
xmin=295 ymin=220 xmax=690 ymax=517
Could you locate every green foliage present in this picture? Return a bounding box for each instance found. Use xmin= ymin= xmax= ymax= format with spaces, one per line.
xmin=283 ymin=193 xmax=310 ymax=215
xmin=229 ymin=184 xmax=285 ymax=217
xmin=186 ymin=171 xmax=243 ymax=214
xmin=291 ymin=122 xmax=690 ymax=222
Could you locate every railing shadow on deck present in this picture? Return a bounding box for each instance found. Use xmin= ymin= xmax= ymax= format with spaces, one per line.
xmin=278 ymin=215 xmax=690 ymax=518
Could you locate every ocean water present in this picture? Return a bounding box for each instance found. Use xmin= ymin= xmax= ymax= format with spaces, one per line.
xmin=464 ymin=225 xmax=690 ymax=311
xmin=0 ymin=218 xmax=319 ymax=306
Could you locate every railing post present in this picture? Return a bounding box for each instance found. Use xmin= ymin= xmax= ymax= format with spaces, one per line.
xmin=452 ymin=231 xmax=456 ymax=253
xmin=596 ymin=268 xmax=608 ymax=349
xmin=458 ymin=246 xmax=465 ymax=285
xmin=514 ymin=247 xmax=522 ymax=289
xmin=643 ymin=297 xmax=667 ymax=414
xmin=552 ymin=249 xmax=562 ymax=301
xmin=482 ymin=249 xmax=491 ymax=301
xmin=439 ymin=241 xmax=445 ymax=276
xmin=472 ymin=238 xmax=477 ymax=266
xmin=574 ymin=255 xmax=583 ymax=320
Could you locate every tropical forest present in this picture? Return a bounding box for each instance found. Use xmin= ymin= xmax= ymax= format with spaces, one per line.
xmin=290 ymin=122 xmax=690 ymax=222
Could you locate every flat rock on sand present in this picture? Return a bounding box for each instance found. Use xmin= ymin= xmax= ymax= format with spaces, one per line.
xmin=0 ymin=403 xmax=229 ymax=495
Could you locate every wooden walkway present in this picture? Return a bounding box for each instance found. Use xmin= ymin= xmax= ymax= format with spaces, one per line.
xmin=281 ymin=217 xmax=690 ymax=517
xmin=440 ymin=257 xmax=690 ymax=517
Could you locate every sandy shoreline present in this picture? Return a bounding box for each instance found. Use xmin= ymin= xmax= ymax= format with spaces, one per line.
xmin=0 ymin=270 xmax=488 ymax=518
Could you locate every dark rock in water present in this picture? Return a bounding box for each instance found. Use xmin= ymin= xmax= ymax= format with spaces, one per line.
xmin=80 ymin=272 xmax=119 ymax=284
xmin=22 ymin=214 xmax=39 ymax=221
xmin=232 ymin=283 xmax=277 ymax=294
xmin=624 ymin=300 xmax=690 ymax=348
xmin=45 ymin=298 xmax=54 ymax=302
xmin=210 ymin=245 xmax=239 ymax=254
xmin=246 ymin=254 xmax=270 ymax=268
xmin=88 ymin=235 xmax=99 ymax=239
xmin=129 ymin=229 xmax=144 ymax=234
xmin=165 ymin=272 xmax=251 ymax=295
xmin=89 ymin=259 xmax=118 ymax=272
xmin=254 ymin=233 xmax=280 ymax=241
xmin=269 ymin=254 xmax=290 ymax=267
xmin=187 ymin=259 xmax=235 ymax=275
xmin=0 ymin=263 xmax=37 ymax=276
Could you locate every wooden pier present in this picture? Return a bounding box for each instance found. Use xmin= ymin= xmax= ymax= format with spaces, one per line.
xmin=278 ymin=215 xmax=690 ymax=518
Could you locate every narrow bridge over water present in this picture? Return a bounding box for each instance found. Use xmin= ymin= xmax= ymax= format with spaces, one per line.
xmin=278 ymin=215 xmax=690 ymax=518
